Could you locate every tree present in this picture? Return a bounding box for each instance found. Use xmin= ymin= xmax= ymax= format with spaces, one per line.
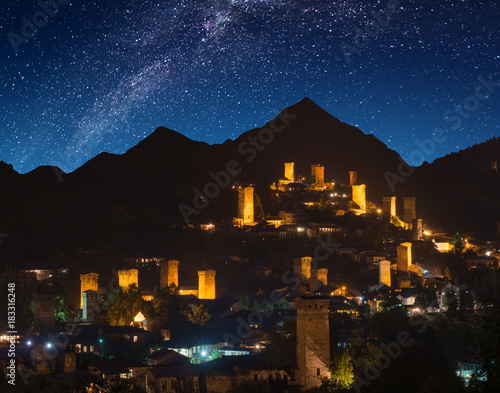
xmin=347 ymin=331 xmax=383 ymax=372
xmin=391 ymin=215 xmax=404 ymax=228
xmin=378 ymin=293 xmax=400 ymax=312
xmin=102 ymin=284 xmax=144 ymax=326
xmin=331 ymin=348 xmax=354 ymax=389
xmin=444 ymin=267 xmax=453 ymax=282
xmin=143 ymin=284 xmax=180 ymax=331
xmin=54 ymin=295 xmax=76 ymax=325
xmin=183 ymin=305 xmax=211 ymax=326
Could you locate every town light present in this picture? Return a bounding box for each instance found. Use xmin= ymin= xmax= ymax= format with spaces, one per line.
xmin=201 ymin=351 xmax=207 ymax=357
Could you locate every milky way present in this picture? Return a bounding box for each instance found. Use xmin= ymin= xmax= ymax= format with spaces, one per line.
xmin=1 ymin=0 xmax=499 ymax=172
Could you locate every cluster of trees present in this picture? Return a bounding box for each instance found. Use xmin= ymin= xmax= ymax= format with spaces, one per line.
xmin=98 ymin=283 xmax=213 ymax=331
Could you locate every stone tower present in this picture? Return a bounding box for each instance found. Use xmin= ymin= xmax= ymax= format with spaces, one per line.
xmin=33 ymin=293 xmax=55 ymax=335
xmin=412 ymin=219 xmax=423 ymax=241
xmin=295 ymin=296 xmax=331 ymax=389
xmin=352 ymin=184 xmax=366 ymax=213
xmin=284 ymin=162 xmax=295 ymax=182
xmin=167 ymin=260 xmax=179 ymax=287
xmin=310 ymin=165 xmax=324 ymax=187
xmin=80 ymin=273 xmax=98 ymax=309
xmin=82 ymin=291 xmax=100 ymax=322
xmin=382 ymin=196 xmax=396 ymax=220
xmin=238 ymin=187 xmax=254 ymax=225
xmin=198 ymin=269 xmax=216 ymax=299
xmin=397 ymin=242 xmax=412 ymax=272
xmin=379 ymin=260 xmax=391 ymax=287
xmin=160 ymin=260 xmax=179 ymax=288
xmin=294 ymin=256 xmax=312 ymax=281
xmin=310 ymin=268 xmax=328 ymax=293
xmin=118 ymin=269 xmax=139 ymax=291
xmin=349 ymin=171 xmax=358 ymax=186
xmin=403 ymin=197 xmax=416 ymax=223
xmin=315 ymin=166 xmax=324 ymax=187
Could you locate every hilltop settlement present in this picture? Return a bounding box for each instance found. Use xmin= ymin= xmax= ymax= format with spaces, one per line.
xmin=1 ymin=100 xmax=500 ymax=393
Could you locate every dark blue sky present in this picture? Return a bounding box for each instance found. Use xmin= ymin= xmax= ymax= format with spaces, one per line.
xmin=1 ymin=0 xmax=499 ymax=173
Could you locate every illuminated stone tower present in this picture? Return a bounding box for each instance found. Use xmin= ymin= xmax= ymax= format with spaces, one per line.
xmin=198 ymin=269 xmax=216 ymax=299
xmin=412 ymin=219 xmax=423 ymax=241
xmin=167 ymin=260 xmax=179 ymax=287
xmin=315 ymin=166 xmax=324 ymax=187
xmin=382 ymin=196 xmax=396 ymax=220
xmin=160 ymin=260 xmax=179 ymax=288
xmin=310 ymin=268 xmax=328 ymax=293
xmin=310 ymin=164 xmax=324 ymax=187
xmin=284 ymin=162 xmax=295 ymax=182
xmin=349 ymin=171 xmax=358 ymax=186
xmin=296 ymin=296 xmax=331 ymax=388
xmin=379 ymin=260 xmax=391 ymax=287
xmin=80 ymin=273 xmax=98 ymax=309
xmin=403 ymin=197 xmax=416 ymax=223
xmin=352 ymin=184 xmax=366 ymax=213
xmin=238 ymin=187 xmax=254 ymax=225
xmin=294 ymin=256 xmax=312 ymax=281
xmin=397 ymin=242 xmax=412 ymax=272
xmin=118 ymin=269 xmax=139 ymax=291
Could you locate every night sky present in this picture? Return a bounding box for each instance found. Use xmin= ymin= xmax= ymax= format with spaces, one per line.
xmin=1 ymin=0 xmax=499 ymax=173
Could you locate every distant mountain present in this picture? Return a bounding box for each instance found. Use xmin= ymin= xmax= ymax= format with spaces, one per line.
xmin=0 ymin=97 xmax=498 ymax=260
xmin=220 ymin=97 xmax=404 ymax=199
xmin=400 ymin=137 xmax=500 ymax=237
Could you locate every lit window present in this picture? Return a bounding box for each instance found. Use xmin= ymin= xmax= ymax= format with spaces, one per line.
xmin=133 ymin=336 xmax=138 ymax=343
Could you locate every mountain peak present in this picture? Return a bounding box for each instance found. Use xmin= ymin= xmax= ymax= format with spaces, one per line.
xmin=126 ymin=127 xmax=208 ymax=156
xmin=286 ymin=97 xmax=341 ymax=123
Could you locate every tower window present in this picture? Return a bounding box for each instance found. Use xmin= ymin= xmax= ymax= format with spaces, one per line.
xmin=317 ymin=368 xmax=320 ymax=376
